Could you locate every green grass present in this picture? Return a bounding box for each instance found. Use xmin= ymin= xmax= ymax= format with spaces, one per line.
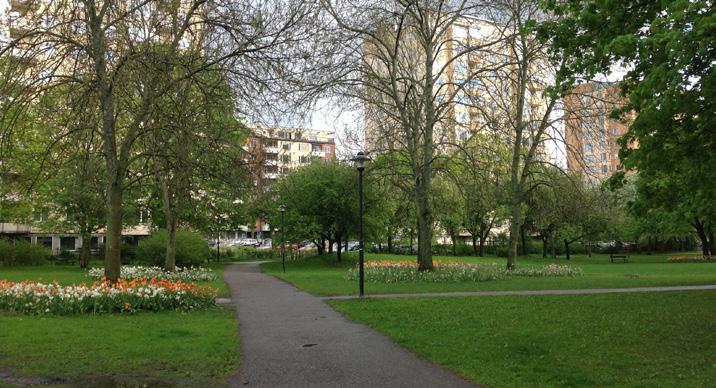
xmin=330 ymin=291 xmax=716 ymax=387
xmin=261 ymin=252 xmax=716 ymax=296
xmin=0 ymin=309 xmax=238 ymax=386
xmin=0 ymin=263 xmax=239 ymax=386
xmin=0 ymin=262 xmax=230 ymax=297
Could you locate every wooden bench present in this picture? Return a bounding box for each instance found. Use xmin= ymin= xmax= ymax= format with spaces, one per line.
xmin=610 ymin=254 xmax=628 ymax=263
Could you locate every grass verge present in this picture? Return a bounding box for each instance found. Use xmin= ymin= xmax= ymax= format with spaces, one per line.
xmin=0 ymin=262 xmax=239 ymax=386
xmin=261 ymin=252 xmax=716 ymax=296
xmin=0 ymin=309 xmax=238 ymax=386
xmin=330 ymin=291 xmax=716 ymax=387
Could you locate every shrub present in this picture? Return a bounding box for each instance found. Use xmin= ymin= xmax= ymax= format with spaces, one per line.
xmin=0 ymin=239 xmax=49 ymax=266
xmin=232 ymin=246 xmax=276 ymax=261
xmin=136 ymin=229 xmax=211 ymax=267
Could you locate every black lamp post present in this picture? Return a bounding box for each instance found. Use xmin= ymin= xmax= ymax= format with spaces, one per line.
xmin=351 ymin=151 xmax=370 ymax=298
xmin=279 ymin=204 xmax=286 ymax=273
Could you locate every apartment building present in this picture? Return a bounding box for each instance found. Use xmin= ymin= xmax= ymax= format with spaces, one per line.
xmin=563 ymin=82 xmax=632 ymax=182
xmin=364 ymin=14 xmax=551 ymax=156
xmin=246 ymin=126 xmax=336 ymax=189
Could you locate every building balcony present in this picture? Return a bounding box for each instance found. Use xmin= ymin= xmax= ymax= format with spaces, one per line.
xmin=264 ymin=146 xmax=279 ymax=154
xmin=263 ymin=172 xmax=279 ymax=180
xmin=264 ymin=159 xmax=278 ymax=166
xmin=0 ymin=222 xmax=32 ymax=234
xmin=310 ymin=150 xmax=326 ymax=158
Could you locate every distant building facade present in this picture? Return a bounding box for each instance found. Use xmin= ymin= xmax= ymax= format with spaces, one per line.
xmin=234 ymin=126 xmax=335 ymax=240
xmin=563 ymin=82 xmax=632 ymax=182
xmin=245 ymin=126 xmax=336 ymax=190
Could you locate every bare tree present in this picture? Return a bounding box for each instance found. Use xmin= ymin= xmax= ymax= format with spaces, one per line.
xmin=323 ymin=0 xmax=511 ymax=270
xmin=1 ymin=0 xmax=335 ymax=281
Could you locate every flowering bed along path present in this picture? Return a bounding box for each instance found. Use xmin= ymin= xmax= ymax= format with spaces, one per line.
xmin=666 ymin=255 xmax=715 ymax=263
xmin=0 ymin=278 xmax=218 ymax=314
xmin=87 ymin=265 xmax=217 ymax=281
xmin=345 ymin=260 xmax=583 ymax=283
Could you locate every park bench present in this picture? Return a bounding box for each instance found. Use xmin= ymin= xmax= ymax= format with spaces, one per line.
xmin=610 ymin=254 xmax=628 ymax=263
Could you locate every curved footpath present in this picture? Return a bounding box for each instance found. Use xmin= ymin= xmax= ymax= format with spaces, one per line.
xmin=223 ymin=262 xmax=477 ymax=388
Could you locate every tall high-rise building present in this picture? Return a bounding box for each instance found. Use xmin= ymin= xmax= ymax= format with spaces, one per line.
xmin=363 ymin=14 xmax=551 ymax=156
xmin=563 ymin=82 xmax=632 ymax=182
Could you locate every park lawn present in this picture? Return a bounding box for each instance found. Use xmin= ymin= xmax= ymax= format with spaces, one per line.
xmin=330 ymin=291 xmax=716 ymax=387
xmin=0 ymin=262 xmax=239 ymax=386
xmin=0 ymin=309 xmax=239 ymax=386
xmin=261 ymin=252 xmax=716 ymax=296
xmin=0 ymin=262 xmax=230 ymax=297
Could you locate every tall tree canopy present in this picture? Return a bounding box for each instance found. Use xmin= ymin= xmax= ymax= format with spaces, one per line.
xmin=541 ymin=0 xmax=715 ymax=256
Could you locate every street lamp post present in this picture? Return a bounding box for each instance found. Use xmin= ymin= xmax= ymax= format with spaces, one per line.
xmin=351 ymin=151 xmax=370 ymax=298
xmin=279 ymin=204 xmax=286 ymax=273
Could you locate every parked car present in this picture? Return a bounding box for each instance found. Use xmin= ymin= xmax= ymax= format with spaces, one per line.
xmin=239 ymin=238 xmax=260 ymax=247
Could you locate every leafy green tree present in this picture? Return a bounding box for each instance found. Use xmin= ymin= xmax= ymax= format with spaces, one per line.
xmin=433 ymin=175 xmax=465 ymax=256
xmin=278 ymin=160 xmax=361 ymax=261
xmin=542 ymin=0 xmax=715 ymax=256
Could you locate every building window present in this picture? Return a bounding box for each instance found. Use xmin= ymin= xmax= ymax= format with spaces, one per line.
xmin=264 ymin=139 xmax=278 ymax=148
xmin=299 ymin=156 xmax=310 ymax=163
xmin=585 ymin=143 xmax=593 ymax=153
xmin=601 ymin=165 xmax=608 ymax=174
xmin=265 ymin=153 xmax=278 ymax=161
xmin=250 ymin=139 xmax=257 ymax=148
xmin=282 ymin=143 xmax=290 ymax=150
xmin=312 ymin=144 xmax=321 ymax=152
xmin=323 ymin=145 xmax=331 ymax=153
xmin=613 ymin=127 xmax=619 ymax=135
xmin=601 ymin=152 xmax=607 ymax=161
xmin=281 ymin=155 xmax=291 ymax=163
xmin=265 ymin=165 xmax=278 ymax=173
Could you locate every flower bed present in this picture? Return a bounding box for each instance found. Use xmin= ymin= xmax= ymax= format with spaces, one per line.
xmin=345 ymin=260 xmax=583 ymax=283
xmin=87 ymin=265 xmax=216 ymax=282
xmin=667 ymin=256 xmax=715 ymax=263
xmin=0 ymin=278 xmax=217 ymax=315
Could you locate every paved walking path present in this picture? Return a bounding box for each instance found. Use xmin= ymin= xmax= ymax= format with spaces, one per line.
xmin=223 ymin=262 xmax=477 ymax=388
xmin=321 ymin=284 xmax=716 ymax=300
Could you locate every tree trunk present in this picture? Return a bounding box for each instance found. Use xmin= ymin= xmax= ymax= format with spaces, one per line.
xmin=335 ymin=234 xmax=342 ymax=262
xmin=328 ymin=238 xmax=333 ymax=254
xmin=551 ymin=236 xmax=556 ymax=259
xmin=315 ymin=239 xmax=325 ymax=255
xmin=507 ymin=216 xmax=520 ymax=269
xmin=387 ymin=235 xmax=393 ymax=253
xmin=519 ymin=224 xmax=527 ymax=256
xmin=587 ymin=241 xmax=592 ymax=258
xmin=708 ymin=229 xmax=715 ymax=258
xmin=564 ymin=239 xmax=571 ymax=261
xmin=104 ymin=183 xmax=123 ymax=282
xmin=450 ymin=228 xmax=457 ymax=256
xmin=79 ymin=230 xmax=91 ymax=269
xmin=693 ymin=219 xmax=710 ymax=258
xmin=542 ymin=233 xmax=548 ymax=259
xmin=478 ymin=235 xmax=486 ymax=257
xmin=471 ymin=234 xmax=478 ymax=256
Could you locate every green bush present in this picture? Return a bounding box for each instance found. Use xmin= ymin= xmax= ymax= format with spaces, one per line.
xmin=232 ymin=246 xmax=276 ymax=261
xmin=0 ymin=238 xmax=50 ymax=266
xmin=136 ymin=229 xmax=211 ymax=267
